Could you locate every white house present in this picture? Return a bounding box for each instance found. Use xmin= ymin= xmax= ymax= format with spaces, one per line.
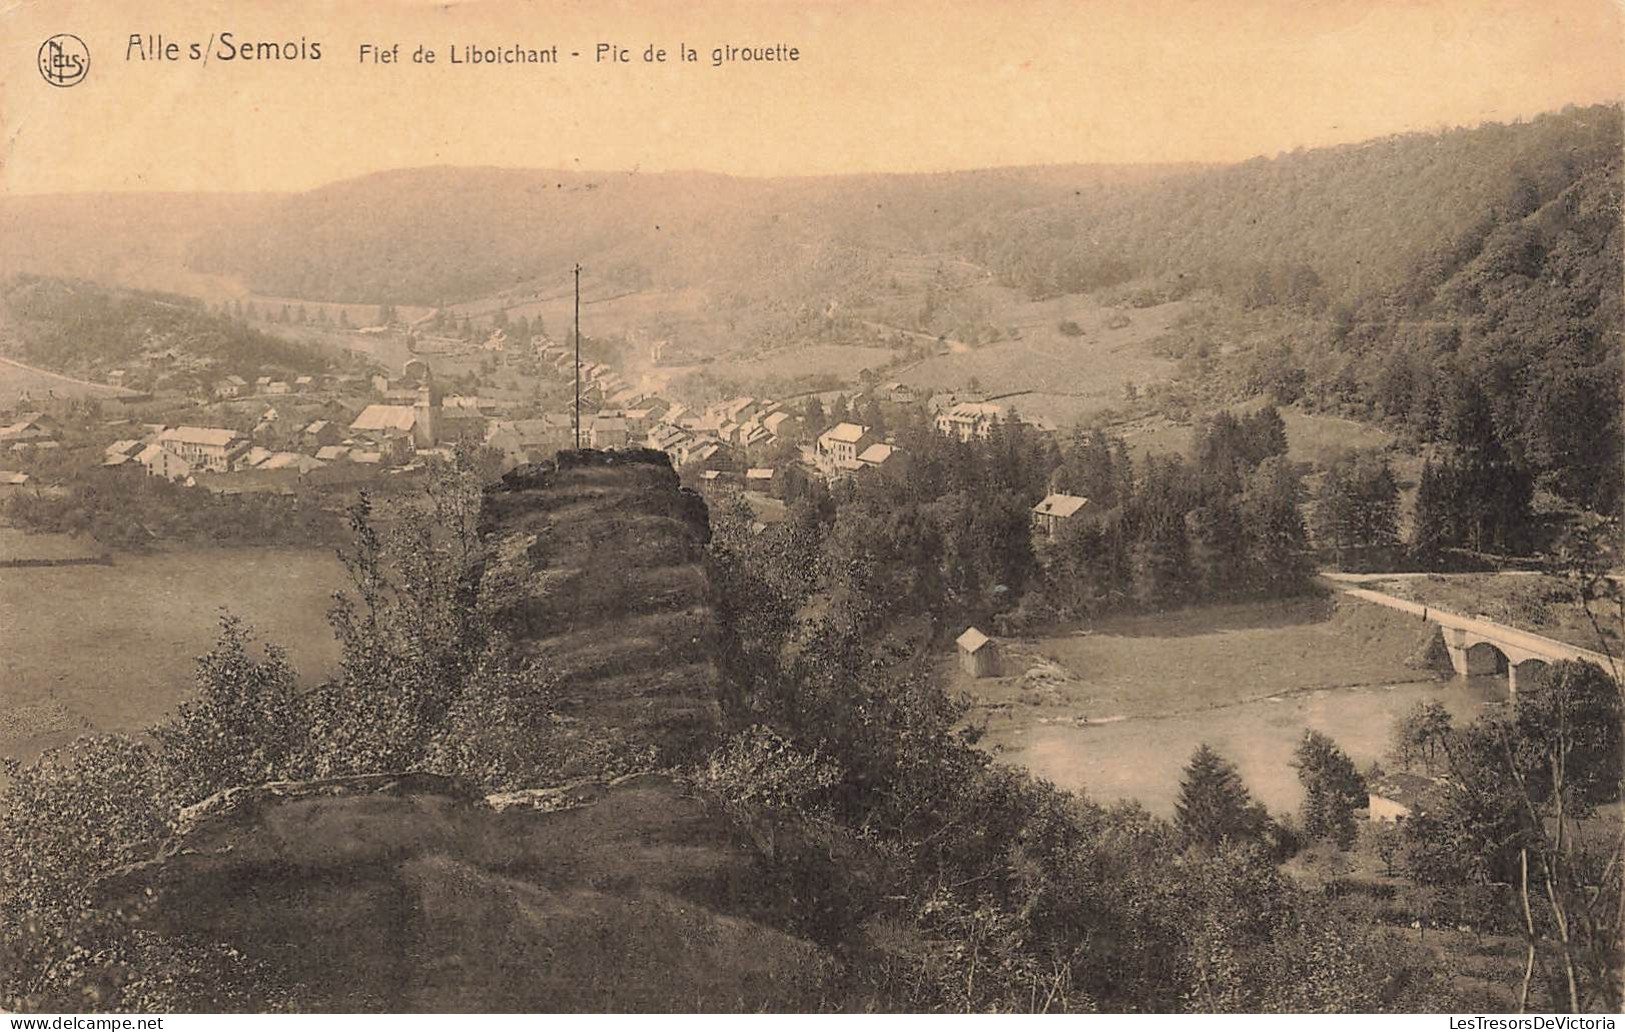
xmin=816 ymin=422 xmax=872 ymax=473
xmin=1031 ymin=493 xmax=1090 ymax=538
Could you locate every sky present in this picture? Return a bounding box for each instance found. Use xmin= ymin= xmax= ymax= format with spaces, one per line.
xmin=2 ymin=0 xmax=1621 ymax=194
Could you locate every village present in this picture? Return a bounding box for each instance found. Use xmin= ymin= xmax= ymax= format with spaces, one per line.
xmin=0 ymin=317 xmax=1087 ymax=538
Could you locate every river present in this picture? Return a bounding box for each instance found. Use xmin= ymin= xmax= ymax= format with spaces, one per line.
xmin=987 ymin=674 xmax=1510 ymax=817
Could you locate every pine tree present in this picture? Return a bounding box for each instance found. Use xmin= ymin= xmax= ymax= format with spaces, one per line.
xmin=1175 ymin=744 xmax=1268 ymax=847
xmin=1293 ymin=730 xmax=1366 ymax=849
xmin=1409 ymin=458 xmax=1453 ymax=566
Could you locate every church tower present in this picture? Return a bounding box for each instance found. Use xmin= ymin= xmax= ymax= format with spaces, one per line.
xmin=413 ymin=374 xmax=440 ymax=449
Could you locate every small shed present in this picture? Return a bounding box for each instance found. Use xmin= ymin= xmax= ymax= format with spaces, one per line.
xmin=956 ymin=626 xmax=1000 ymax=678
xmin=1366 ymin=772 xmax=1443 ymax=823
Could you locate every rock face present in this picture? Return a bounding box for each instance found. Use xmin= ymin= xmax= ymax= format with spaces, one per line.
xmin=102 ymin=773 xmax=832 ymax=1012
xmin=92 ymin=450 xmax=811 ymax=1011
xmin=480 ymin=449 xmax=723 ymax=762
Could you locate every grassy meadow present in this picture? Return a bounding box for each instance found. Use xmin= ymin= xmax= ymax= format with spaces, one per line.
xmin=0 ymin=546 xmax=347 ymax=764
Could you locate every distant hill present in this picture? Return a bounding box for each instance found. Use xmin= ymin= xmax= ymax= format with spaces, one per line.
xmin=3 ymin=106 xmax=1615 ymax=319
xmin=176 ymin=164 xmax=1189 ymax=307
xmin=966 ymin=104 xmax=1622 ymax=306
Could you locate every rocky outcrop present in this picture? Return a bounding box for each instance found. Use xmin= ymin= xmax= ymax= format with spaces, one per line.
xmin=481 ymin=449 xmax=723 ymax=762
xmin=100 ymin=772 xmax=834 ymax=1012
xmin=89 ymin=450 xmax=794 ymax=1011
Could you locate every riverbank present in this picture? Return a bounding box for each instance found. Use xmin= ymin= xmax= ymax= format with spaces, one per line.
xmin=956 ymin=595 xmax=1508 ymax=815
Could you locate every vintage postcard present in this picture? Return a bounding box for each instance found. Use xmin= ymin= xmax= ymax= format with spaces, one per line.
xmin=1 ymin=0 xmax=1622 ymax=1018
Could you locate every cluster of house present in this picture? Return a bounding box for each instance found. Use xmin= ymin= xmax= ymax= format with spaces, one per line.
xmin=484 ymin=392 xmax=811 ymax=482
xmin=812 ymin=422 xmax=899 ymax=477
xmin=94 ymin=344 xmax=221 ymax=395
xmin=103 ymin=424 xmax=323 ymax=487
xmin=0 ymin=413 xmax=60 ymax=454
xmin=213 ymin=373 xmax=328 ymax=399
xmin=105 ymin=368 xmax=466 ymax=490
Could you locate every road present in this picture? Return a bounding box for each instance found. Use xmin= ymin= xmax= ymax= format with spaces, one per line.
xmin=1320 ymin=575 xmax=1615 ymax=669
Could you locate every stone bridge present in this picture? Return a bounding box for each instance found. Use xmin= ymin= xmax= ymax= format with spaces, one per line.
xmin=1329 ymin=582 xmax=1615 ymax=694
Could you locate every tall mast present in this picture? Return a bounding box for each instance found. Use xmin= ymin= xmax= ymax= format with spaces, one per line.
xmin=573 ymin=262 xmax=582 ymax=450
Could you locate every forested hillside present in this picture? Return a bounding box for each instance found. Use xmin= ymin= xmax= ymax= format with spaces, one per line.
xmin=178 ymin=164 xmax=1183 ymax=306
xmin=4 ymin=105 xmax=1618 ymax=514
xmin=968 ymin=105 xmax=1620 ymax=305
xmin=0 ymin=276 xmax=331 ymax=378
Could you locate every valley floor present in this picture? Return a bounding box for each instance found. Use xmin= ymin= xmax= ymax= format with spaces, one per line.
xmin=0 ymin=542 xmax=345 ymax=765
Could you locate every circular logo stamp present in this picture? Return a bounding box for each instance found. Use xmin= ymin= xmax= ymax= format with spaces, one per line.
xmin=38 ymin=34 xmax=90 ymax=87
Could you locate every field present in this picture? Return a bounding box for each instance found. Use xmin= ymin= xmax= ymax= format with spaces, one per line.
xmin=1121 ymin=404 xmax=1399 ymax=467
xmin=673 ymin=343 xmax=903 ymax=393
xmin=961 ymin=595 xmax=1511 ymax=814
xmin=893 ymin=292 xmax=1188 ymax=425
xmin=0 ymin=527 xmax=103 ymax=563
xmin=0 ymin=546 xmax=347 ymax=764
xmin=0 ymin=356 xmax=135 ymax=404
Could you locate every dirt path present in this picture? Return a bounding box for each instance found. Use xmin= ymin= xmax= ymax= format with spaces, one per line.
xmin=0 ymin=356 xmax=136 ymax=396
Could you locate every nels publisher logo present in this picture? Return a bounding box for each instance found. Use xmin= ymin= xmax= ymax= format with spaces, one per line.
xmin=38 ymin=34 xmax=90 ymax=87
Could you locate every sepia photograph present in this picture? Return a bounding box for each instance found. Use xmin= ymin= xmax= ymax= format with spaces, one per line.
xmin=0 ymin=0 xmax=1622 ymax=1018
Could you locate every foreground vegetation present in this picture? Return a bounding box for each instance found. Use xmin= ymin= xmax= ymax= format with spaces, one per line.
xmin=1 ymin=443 xmax=1617 ymax=1011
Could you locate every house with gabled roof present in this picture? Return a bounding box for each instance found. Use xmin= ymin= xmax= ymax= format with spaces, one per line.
xmin=1031 ymin=493 xmax=1089 ymax=538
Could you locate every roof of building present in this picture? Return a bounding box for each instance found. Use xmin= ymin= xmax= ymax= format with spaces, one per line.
xmin=105 ymin=439 xmax=143 ymax=457
xmin=821 ymin=422 xmax=870 ymax=444
xmin=259 ymin=451 xmax=323 ymax=471
xmin=858 ymin=443 xmax=895 ymax=465
xmin=0 ymin=418 xmax=51 ymax=439
xmin=1368 ymin=772 xmax=1448 ymax=808
xmin=160 ymin=426 xmax=245 ymax=448
xmin=303 ymin=420 xmax=331 ymax=434
xmin=1033 ymin=493 xmax=1090 ymax=519
xmin=944 ymin=402 xmax=1006 ymax=420
xmin=316 ymin=445 xmax=350 ymax=461
xmin=745 ymin=467 xmax=775 ymax=480
xmin=957 ymin=627 xmax=993 ymax=653
xmin=350 ymin=405 xmax=419 ymax=433
xmin=0 ymin=471 xmax=29 ymax=485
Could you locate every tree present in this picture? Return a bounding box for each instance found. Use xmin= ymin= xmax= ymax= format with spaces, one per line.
xmin=1174 ymin=744 xmax=1268 ymax=848
xmin=150 ymin=614 xmax=309 ymax=807
xmin=1293 ymin=731 xmax=1366 ymax=849
xmin=1409 ymin=458 xmax=1453 ymax=565
xmin=0 ymin=736 xmax=171 ymax=1010
xmin=1511 ymin=660 xmax=1622 ymax=810
xmin=1390 ymin=700 xmax=1453 ymax=775
xmin=1313 ymin=452 xmax=1399 ymax=569
xmin=1240 ymin=457 xmax=1312 ymax=597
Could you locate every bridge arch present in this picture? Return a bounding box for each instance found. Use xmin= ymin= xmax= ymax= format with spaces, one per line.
xmin=1460 ymin=640 xmax=1508 ymax=676
xmin=1509 ymin=657 xmax=1550 ymax=695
